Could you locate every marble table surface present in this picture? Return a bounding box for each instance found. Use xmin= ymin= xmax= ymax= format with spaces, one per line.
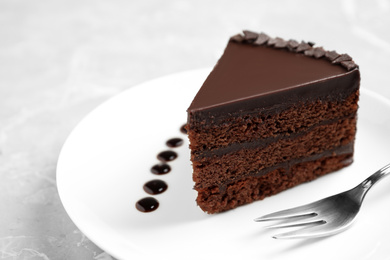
xmin=1 ymin=0 xmax=390 ymax=259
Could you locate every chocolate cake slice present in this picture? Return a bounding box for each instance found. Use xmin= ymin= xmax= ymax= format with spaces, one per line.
xmin=187 ymin=31 xmax=360 ymax=214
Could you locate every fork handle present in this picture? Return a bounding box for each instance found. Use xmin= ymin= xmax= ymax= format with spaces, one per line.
xmin=360 ymin=163 xmax=390 ymax=193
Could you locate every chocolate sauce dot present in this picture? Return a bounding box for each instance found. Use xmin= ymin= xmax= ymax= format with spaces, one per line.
xmin=136 ymin=197 xmax=159 ymax=213
xmin=166 ymin=137 xmax=183 ymax=148
xmin=180 ymin=124 xmax=187 ymax=134
xmin=157 ymin=150 xmax=178 ymax=162
xmin=143 ymin=179 xmax=168 ymax=195
xmin=151 ymin=163 xmax=171 ymax=175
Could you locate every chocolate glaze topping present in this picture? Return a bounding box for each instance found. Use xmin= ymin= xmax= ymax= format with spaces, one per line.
xmin=187 ymin=31 xmax=360 ymax=116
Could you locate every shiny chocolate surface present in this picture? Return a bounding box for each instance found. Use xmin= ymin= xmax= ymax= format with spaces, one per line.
xmin=188 ymin=39 xmax=359 ymax=115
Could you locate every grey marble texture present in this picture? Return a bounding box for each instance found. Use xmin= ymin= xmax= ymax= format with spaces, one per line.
xmin=1 ymin=0 xmax=390 ymax=259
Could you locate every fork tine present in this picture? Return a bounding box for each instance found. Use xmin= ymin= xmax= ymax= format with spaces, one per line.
xmin=272 ymin=221 xmax=329 ymax=239
xmin=266 ymin=219 xmax=325 ymax=229
xmin=254 ymin=202 xmax=318 ymax=222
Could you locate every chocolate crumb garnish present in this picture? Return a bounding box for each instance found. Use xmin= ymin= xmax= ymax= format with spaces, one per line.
xmin=231 ymin=30 xmax=358 ymax=71
xmin=267 ymin=37 xmax=279 ymax=46
xmin=253 ymin=32 xmax=270 ymax=45
xmin=274 ymin=38 xmax=288 ymax=48
xmin=325 ymin=51 xmax=340 ymax=61
xmin=243 ymin=30 xmax=259 ymax=42
xmin=287 ymin=39 xmax=299 ymax=51
xmin=304 ymin=48 xmax=315 ymax=57
xmin=230 ymin=34 xmax=244 ymax=43
xmin=296 ymin=41 xmax=312 ymax=53
xmin=341 ymin=60 xmax=357 ymax=71
xmin=332 ymin=54 xmax=352 ymax=64
xmin=313 ymin=47 xmax=326 ymax=58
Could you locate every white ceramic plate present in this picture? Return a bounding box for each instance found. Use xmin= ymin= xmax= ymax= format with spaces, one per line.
xmin=57 ymin=68 xmax=390 ymax=260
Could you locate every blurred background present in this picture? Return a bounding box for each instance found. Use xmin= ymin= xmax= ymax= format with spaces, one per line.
xmin=1 ymin=0 xmax=389 ymax=259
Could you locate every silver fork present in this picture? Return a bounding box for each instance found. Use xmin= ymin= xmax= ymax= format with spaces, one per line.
xmin=255 ymin=163 xmax=390 ymax=239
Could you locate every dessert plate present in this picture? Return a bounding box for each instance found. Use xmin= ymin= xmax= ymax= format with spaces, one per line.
xmin=57 ymin=68 xmax=390 ymax=260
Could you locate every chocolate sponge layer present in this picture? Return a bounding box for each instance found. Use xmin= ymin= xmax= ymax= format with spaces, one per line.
xmin=196 ymin=152 xmax=353 ymax=214
xmin=189 ymin=90 xmax=358 ymax=213
xmin=192 ymin=116 xmax=356 ymax=189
